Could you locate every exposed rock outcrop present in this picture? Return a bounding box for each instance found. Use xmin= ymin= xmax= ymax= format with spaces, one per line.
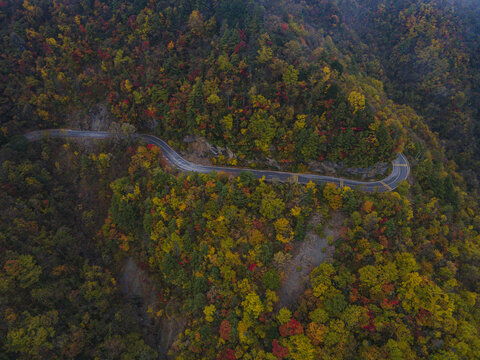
xmin=309 ymin=160 xmax=389 ymax=179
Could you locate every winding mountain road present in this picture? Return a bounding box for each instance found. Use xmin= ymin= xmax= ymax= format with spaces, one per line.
xmin=24 ymin=129 xmax=410 ymax=192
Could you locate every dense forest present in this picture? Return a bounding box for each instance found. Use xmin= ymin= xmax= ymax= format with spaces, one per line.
xmin=338 ymin=0 xmax=480 ymax=189
xmin=0 ymin=0 xmax=407 ymax=169
xmin=1 ymin=0 xmax=480 ymax=359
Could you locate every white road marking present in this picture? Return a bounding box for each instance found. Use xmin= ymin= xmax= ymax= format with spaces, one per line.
xmin=24 ymin=130 xmax=410 ymax=192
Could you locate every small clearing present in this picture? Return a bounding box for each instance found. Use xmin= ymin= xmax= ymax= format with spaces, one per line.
xmin=277 ymin=212 xmax=344 ymax=309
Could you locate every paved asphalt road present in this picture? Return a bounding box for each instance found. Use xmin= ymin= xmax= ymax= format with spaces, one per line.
xmin=24 ymin=129 xmax=410 ymax=192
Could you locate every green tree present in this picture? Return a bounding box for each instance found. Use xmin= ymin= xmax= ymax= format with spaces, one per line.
xmin=260 ymin=193 xmax=285 ymax=220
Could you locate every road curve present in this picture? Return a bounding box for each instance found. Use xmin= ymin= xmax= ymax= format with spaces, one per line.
xmin=24 ymin=129 xmax=410 ymax=192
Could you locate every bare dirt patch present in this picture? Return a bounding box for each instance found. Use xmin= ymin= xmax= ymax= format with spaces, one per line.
xmin=182 ymin=138 xmax=214 ymax=166
xmin=119 ymin=257 xmax=186 ymax=359
xmin=182 ymin=136 xmax=214 ymax=165
xmin=277 ymin=211 xmax=344 ymax=309
xmin=182 ymin=136 xmax=238 ymax=167
xmin=66 ymin=102 xmax=112 ymax=130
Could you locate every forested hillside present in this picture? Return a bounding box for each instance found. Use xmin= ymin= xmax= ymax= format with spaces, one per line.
xmin=338 ymin=0 xmax=480 ymax=189
xmin=1 ymin=0 xmax=480 ymax=359
xmin=0 ymin=0 xmax=406 ymax=168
